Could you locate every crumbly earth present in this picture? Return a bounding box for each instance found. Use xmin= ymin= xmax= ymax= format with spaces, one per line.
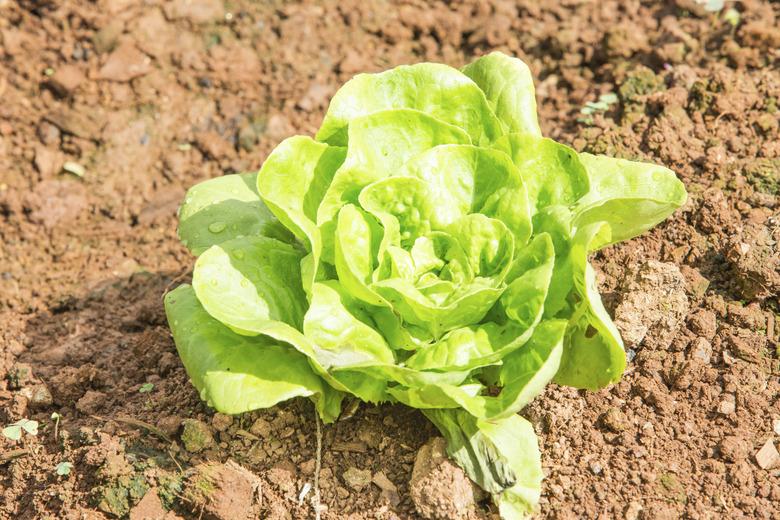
xmin=0 ymin=1 xmax=778 ymax=519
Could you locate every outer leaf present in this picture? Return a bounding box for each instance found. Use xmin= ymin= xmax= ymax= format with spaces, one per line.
xmin=164 ymin=285 xmax=343 ymax=421
xmin=316 ymin=63 xmax=502 ymax=146
xmin=257 ymin=136 xmax=346 ymax=291
xmin=554 ymin=223 xmax=626 ymax=389
xmin=303 ymin=281 xmax=396 ymax=368
xmin=399 ymin=144 xmax=532 ymax=247
xmin=574 ymin=153 xmax=687 ymax=246
xmin=424 ymin=410 xmax=542 ymax=517
xmin=178 ymin=172 xmax=293 ymax=255
xmin=192 ymin=236 xmax=307 ymax=334
xmin=495 ymin=134 xmax=589 ymax=212
xmin=462 ymin=52 xmax=541 ymax=136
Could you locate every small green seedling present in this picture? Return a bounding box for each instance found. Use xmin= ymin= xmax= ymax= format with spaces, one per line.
xmin=139 ymin=383 xmax=154 ymax=393
xmin=62 ymin=161 xmax=86 ymax=178
xmin=723 ymin=8 xmax=740 ymax=27
xmin=51 ymin=412 xmax=61 ymax=440
xmin=2 ymin=419 xmax=39 ymax=441
xmin=55 ymin=461 xmax=74 ymax=476
xmin=578 ymin=92 xmax=619 ymax=123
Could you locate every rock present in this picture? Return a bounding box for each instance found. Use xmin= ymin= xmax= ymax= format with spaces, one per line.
xmin=724 ymin=218 xmax=780 ymax=301
xmin=773 ymin=419 xmax=780 ymax=436
xmin=181 ymin=419 xmax=215 ymax=453
xmin=624 ymin=501 xmax=643 ymax=520
xmin=719 ymin=435 xmax=749 ymax=462
xmin=163 ymin=0 xmax=224 ymax=24
xmin=156 ymin=416 xmax=183 ymax=437
xmin=93 ymin=19 xmax=124 ymax=54
xmin=601 ymin=407 xmax=628 ymax=432
xmin=755 ymin=440 xmax=780 ymax=470
xmin=47 ymin=64 xmax=85 ymax=96
xmin=33 ymin=145 xmax=63 ymax=178
xmin=690 ymin=337 xmax=713 ymax=364
xmin=410 ymin=437 xmax=476 ymax=519
xmin=249 ymin=418 xmax=271 ymax=438
xmin=98 ymin=42 xmax=152 ymax=82
xmin=37 ymin=121 xmax=61 ymax=145
xmin=614 ymin=261 xmax=689 ymax=350
xmin=76 ymin=390 xmax=107 ymax=415
xmin=20 ymin=383 xmax=53 ymax=409
xmin=342 ymin=467 xmax=372 ymax=492
xmin=717 ymin=398 xmax=736 ymax=415
xmin=183 ymin=461 xmax=262 ymax=520
xmin=211 ymin=413 xmax=232 ymax=432
xmin=372 ymin=471 xmax=400 ymax=507
xmin=44 ymin=107 xmax=104 ymax=140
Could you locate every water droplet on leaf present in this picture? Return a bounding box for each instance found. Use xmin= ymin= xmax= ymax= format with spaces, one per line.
xmin=209 ymin=222 xmax=226 ymax=233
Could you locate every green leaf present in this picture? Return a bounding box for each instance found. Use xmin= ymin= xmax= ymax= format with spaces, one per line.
xmin=404 ymin=233 xmax=554 ymax=372
xmin=316 ymin=63 xmax=502 ymax=146
xmin=317 ymin=109 xmax=471 ymax=261
xmin=257 ymin=136 xmax=346 ymax=291
xmin=303 ymin=281 xmax=396 ymax=368
xmin=398 ymin=145 xmax=532 ymax=248
xmin=334 ymin=204 xmax=388 ymax=307
xmin=554 ymin=223 xmax=626 ymax=389
xmin=359 ymin=176 xmax=434 ymax=248
xmin=165 ymin=285 xmax=343 ymax=421
xmin=192 ymin=236 xmax=307 ymax=334
xmin=494 ymin=134 xmax=589 ymax=212
xmin=462 ymin=52 xmax=541 ymax=136
xmin=139 ymin=383 xmax=154 ymax=393
xmin=574 ymin=153 xmax=687 ymax=247
xmin=425 ymin=410 xmax=542 ymax=516
xmin=55 ymin=461 xmax=74 ymax=476
xmin=2 ymin=424 xmax=21 ymax=441
xmin=178 ymin=172 xmax=293 ymax=256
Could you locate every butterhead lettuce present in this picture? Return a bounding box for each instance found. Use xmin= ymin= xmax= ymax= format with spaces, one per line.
xmin=165 ymin=52 xmax=686 ymax=517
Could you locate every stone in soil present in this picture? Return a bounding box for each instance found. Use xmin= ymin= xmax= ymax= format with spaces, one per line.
xmin=183 ymin=461 xmax=262 ymax=520
xmin=97 ymin=42 xmax=153 ymax=82
xmin=342 ymin=467 xmax=372 ymax=492
xmin=755 ymin=439 xmax=780 ymax=470
xmin=410 ymin=437 xmax=476 ymax=519
xmin=47 ymin=64 xmax=85 ymax=96
xmin=613 ymin=260 xmax=689 ymax=350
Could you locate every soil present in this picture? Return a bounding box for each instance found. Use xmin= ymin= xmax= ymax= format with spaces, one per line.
xmin=1 ymin=0 xmax=778 ymax=519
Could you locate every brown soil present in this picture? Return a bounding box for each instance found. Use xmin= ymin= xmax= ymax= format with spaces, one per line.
xmin=1 ymin=1 xmax=778 ymax=519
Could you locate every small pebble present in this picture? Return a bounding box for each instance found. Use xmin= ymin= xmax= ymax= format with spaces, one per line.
xmin=342 ymin=467 xmax=372 ymax=492
xmin=589 ymin=461 xmax=603 ymax=475
xmin=773 ymin=419 xmax=780 ymax=436
xmin=755 ymin=439 xmax=780 ymax=470
xmin=718 ymin=399 xmax=735 ymax=415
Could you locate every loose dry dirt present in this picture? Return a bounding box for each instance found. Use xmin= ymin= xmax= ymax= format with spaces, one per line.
xmin=1 ymin=1 xmax=778 ymax=519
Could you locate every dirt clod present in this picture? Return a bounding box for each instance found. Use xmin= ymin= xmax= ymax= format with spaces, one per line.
xmin=183 ymin=461 xmax=262 ymax=520
xmin=342 ymin=467 xmax=372 ymax=492
xmin=181 ymin=419 xmax=215 ymax=453
xmin=410 ymin=437 xmax=476 ymax=520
